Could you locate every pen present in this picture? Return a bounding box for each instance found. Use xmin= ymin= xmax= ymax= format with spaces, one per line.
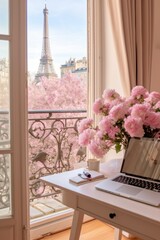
xmin=83 ymin=170 xmax=91 ymax=178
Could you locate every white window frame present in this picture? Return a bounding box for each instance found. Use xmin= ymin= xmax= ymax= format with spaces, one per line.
xmin=0 ymin=0 xmax=29 ymax=239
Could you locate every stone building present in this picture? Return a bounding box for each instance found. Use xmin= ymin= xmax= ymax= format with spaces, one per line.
xmin=60 ymin=57 xmax=87 ymax=80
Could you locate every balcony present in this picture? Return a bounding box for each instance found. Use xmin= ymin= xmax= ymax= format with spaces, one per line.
xmin=0 ymin=109 xmax=87 ymax=219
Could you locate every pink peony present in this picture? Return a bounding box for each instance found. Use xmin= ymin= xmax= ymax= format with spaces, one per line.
xmin=78 ymin=118 xmax=93 ymax=133
xmin=124 ymin=116 xmax=144 ymax=137
xmin=99 ymin=117 xmax=114 ymax=132
xmin=108 ymin=127 xmax=120 ymax=139
xmin=109 ymin=103 xmax=128 ymax=121
xmin=146 ymin=91 xmax=160 ymax=105
xmin=88 ymin=139 xmax=108 ymax=158
xmin=101 ymin=102 xmax=111 ymax=115
xmin=102 ymin=89 xmax=120 ymax=102
xmin=93 ymin=99 xmax=110 ymax=115
xmin=107 ymin=98 xmax=124 ymax=108
xmin=131 ymin=86 xmax=148 ymax=100
xmin=125 ymin=96 xmax=138 ymax=107
xmin=144 ymin=112 xmax=160 ymax=129
xmin=99 ymin=117 xmax=119 ymax=139
xmin=131 ymin=103 xmax=150 ymax=121
xmin=78 ymin=129 xmax=95 ymax=146
xmin=93 ymin=98 xmax=104 ymax=114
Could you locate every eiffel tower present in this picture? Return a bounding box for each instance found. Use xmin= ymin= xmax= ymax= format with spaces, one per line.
xmin=35 ymin=4 xmax=57 ymax=82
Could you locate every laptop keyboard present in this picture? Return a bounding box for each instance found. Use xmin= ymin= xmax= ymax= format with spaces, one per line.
xmin=113 ymin=175 xmax=160 ymax=192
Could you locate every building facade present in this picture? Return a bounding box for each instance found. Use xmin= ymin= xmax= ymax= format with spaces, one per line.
xmin=60 ymin=57 xmax=87 ymax=80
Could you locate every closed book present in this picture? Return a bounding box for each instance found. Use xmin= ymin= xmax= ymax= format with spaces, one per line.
xmin=69 ymin=170 xmax=104 ymax=185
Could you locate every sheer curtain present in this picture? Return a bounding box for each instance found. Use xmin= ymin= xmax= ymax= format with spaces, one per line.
xmin=87 ymin=0 xmax=132 ymax=161
xmin=87 ymin=0 xmax=130 ymax=122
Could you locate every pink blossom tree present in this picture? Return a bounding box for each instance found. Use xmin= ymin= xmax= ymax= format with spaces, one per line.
xmin=28 ymin=73 xmax=87 ymax=110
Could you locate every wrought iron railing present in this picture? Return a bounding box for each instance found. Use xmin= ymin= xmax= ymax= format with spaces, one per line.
xmin=0 ymin=110 xmax=87 ymax=208
xmin=28 ymin=110 xmax=87 ymax=201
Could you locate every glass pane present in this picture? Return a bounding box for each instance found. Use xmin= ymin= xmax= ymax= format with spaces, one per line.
xmin=0 ymin=0 xmax=9 ymax=35
xmin=0 ymin=154 xmax=12 ymax=217
xmin=0 ymin=41 xmax=10 ymax=149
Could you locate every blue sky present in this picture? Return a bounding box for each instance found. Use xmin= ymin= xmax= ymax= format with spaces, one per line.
xmin=0 ymin=0 xmax=8 ymax=35
xmin=0 ymin=0 xmax=9 ymax=58
xmin=27 ymin=0 xmax=87 ymax=77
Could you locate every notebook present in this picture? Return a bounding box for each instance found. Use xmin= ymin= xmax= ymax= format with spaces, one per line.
xmin=95 ymin=137 xmax=160 ymax=206
xmin=69 ymin=169 xmax=104 ymax=185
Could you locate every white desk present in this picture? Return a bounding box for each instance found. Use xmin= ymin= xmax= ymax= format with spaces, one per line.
xmin=41 ymin=169 xmax=160 ymax=240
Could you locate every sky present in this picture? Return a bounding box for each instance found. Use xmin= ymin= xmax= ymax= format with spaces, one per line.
xmin=27 ymin=0 xmax=87 ymax=77
xmin=0 ymin=0 xmax=9 ymax=58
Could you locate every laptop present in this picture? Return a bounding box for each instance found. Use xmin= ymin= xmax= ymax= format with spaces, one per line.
xmin=95 ymin=137 xmax=160 ymax=206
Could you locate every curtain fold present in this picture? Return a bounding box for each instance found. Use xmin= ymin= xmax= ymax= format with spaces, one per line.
xmin=107 ymin=0 xmax=131 ymax=96
xmin=120 ymin=0 xmax=136 ymax=90
xmin=135 ymin=0 xmax=153 ymax=90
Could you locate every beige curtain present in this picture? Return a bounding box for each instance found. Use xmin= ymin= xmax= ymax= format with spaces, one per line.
xmin=135 ymin=0 xmax=153 ymax=90
xmin=106 ymin=0 xmax=131 ymax=96
xmin=120 ymin=0 xmax=137 ymax=90
xmin=107 ymin=0 xmax=154 ymax=91
xmin=151 ymin=0 xmax=160 ymax=91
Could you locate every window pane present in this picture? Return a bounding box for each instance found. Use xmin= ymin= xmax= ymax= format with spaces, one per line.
xmin=0 ymin=154 xmax=12 ymax=217
xmin=0 ymin=0 xmax=9 ymax=35
xmin=0 ymin=41 xmax=10 ymax=149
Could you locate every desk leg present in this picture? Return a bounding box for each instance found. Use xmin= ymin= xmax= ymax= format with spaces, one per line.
xmin=69 ymin=210 xmax=84 ymax=240
xmin=114 ymin=228 xmax=122 ymax=240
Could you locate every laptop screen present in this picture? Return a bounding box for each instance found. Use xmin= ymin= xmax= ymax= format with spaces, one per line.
xmin=121 ymin=138 xmax=160 ymax=181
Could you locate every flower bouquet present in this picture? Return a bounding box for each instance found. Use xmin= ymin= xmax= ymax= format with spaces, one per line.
xmin=78 ymin=86 xmax=160 ymax=158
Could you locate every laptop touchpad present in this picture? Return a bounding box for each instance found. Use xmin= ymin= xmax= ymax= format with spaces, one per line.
xmin=116 ymin=185 xmax=142 ymax=195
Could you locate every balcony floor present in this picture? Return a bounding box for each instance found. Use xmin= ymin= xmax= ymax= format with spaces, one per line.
xmin=0 ymin=198 xmax=68 ymax=219
xmin=30 ymin=197 xmax=68 ymax=219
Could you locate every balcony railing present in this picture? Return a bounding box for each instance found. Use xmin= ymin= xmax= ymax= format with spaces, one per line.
xmin=28 ymin=109 xmax=87 ymax=201
xmin=0 ymin=109 xmax=87 ymax=212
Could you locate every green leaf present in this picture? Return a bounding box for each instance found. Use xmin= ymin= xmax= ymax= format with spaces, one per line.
xmin=115 ymin=143 xmax=121 ymax=153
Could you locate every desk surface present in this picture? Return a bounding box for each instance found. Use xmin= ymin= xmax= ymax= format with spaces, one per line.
xmin=41 ymin=168 xmax=160 ymax=240
xmin=41 ymin=168 xmax=160 ymax=223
